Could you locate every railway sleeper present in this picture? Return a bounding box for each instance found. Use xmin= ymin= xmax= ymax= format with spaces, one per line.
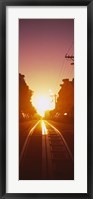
xmin=49 ymin=140 xmax=63 ymax=145
xmin=51 ymin=147 xmax=65 ymax=152
xmin=48 ymin=133 xmax=57 ymax=136
xmin=52 ymin=152 xmax=63 ymax=156
xmin=51 ymin=157 xmax=67 ymax=163
xmin=50 ymin=143 xmax=65 ymax=149
xmin=49 ymin=137 xmax=61 ymax=141
xmin=48 ymin=134 xmax=62 ymax=140
xmin=51 ymin=153 xmax=69 ymax=161
xmin=51 ymin=152 xmax=68 ymax=159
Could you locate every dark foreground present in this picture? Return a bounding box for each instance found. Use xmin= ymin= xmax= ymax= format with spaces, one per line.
xmin=19 ymin=119 xmax=74 ymax=180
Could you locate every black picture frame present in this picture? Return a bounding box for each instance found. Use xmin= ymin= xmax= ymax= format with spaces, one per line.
xmin=0 ymin=0 xmax=93 ymax=198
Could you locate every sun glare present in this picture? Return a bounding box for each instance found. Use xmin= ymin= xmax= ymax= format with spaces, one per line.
xmin=41 ymin=120 xmax=47 ymax=135
xmin=32 ymin=95 xmax=52 ymax=117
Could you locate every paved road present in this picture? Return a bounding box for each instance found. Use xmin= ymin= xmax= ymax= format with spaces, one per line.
xmin=19 ymin=120 xmax=74 ymax=180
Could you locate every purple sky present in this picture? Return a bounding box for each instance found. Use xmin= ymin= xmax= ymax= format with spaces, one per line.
xmin=19 ymin=19 xmax=74 ymax=108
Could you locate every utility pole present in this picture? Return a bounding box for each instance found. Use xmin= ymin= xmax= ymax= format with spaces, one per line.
xmin=50 ymin=94 xmax=57 ymax=109
xmin=65 ymin=54 xmax=74 ymax=65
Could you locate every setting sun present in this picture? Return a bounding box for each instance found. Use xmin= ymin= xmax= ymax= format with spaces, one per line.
xmin=32 ymin=95 xmax=52 ymax=117
xmin=19 ymin=19 xmax=74 ymax=181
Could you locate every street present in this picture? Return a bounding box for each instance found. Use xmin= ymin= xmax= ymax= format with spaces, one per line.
xmin=19 ymin=119 xmax=74 ymax=180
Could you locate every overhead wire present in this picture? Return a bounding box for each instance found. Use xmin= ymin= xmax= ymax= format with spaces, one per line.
xmin=55 ymin=41 xmax=74 ymax=89
xmin=56 ymin=57 xmax=66 ymax=86
xmin=63 ymin=42 xmax=74 ymax=79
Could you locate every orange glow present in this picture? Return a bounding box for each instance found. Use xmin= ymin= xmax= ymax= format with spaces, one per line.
xmin=64 ymin=113 xmax=67 ymax=115
xmin=32 ymin=94 xmax=53 ymax=117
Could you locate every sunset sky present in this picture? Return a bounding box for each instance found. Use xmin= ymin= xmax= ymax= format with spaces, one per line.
xmin=19 ymin=19 xmax=74 ymax=115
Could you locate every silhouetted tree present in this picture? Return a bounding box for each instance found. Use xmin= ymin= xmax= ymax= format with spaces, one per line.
xmin=56 ymin=78 xmax=74 ymax=117
xmin=19 ymin=73 xmax=36 ymax=120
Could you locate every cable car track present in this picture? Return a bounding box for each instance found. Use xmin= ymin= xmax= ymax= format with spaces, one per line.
xmin=19 ymin=120 xmax=74 ymax=180
xmin=42 ymin=120 xmax=74 ymax=180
